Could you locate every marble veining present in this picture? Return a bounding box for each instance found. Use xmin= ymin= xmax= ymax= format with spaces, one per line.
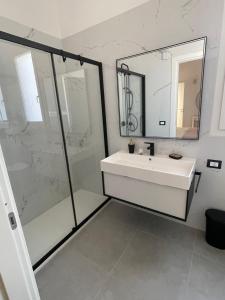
xmin=155 ymin=0 xmax=161 ymax=21
xmin=24 ymin=28 xmax=35 ymax=39
xmin=62 ymin=0 xmax=225 ymax=230
xmin=153 ymin=82 xmax=171 ymax=96
xmin=0 ymin=16 xmax=106 ymax=226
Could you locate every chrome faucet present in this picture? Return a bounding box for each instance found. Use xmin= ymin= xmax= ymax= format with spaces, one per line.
xmin=144 ymin=142 xmax=155 ymax=156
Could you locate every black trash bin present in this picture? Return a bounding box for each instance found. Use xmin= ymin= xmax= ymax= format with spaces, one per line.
xmin=205 ymin=209 xmax=225 ymax=249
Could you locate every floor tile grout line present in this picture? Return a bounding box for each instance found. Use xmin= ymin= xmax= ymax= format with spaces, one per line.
xmin=137 ymin=227 xmax=165 ymax=241
xmin=192 ymin=251 xmax=225 ymax=272
xmin=86 ymin=203 xmax=224 ymax=271
xmin=108 ymin=228 xmax=138 ymax=275
xmin=137 ymin=227 xmax=195 ymax=252
xmin=38 ymin=202 xmax=225 ymax=300
xmin=74 ymin=219 xmax=140 ymax=274
xmin=192 ymin=233 xmax=225 ymax=269
xmin=182 ymin=249 xmax=194 ymax=298
xmin=97 ymin=216 xmax=140 ymax=232
xmin=74 ymin=246 xmax=108 ymax=274
xmin=35 ymin=201 xmax=114 ymax=274
xmin=93 ymin=229 xmax=139 ymax=300
xmin=193 ymin=249 xmax=225 ymax=269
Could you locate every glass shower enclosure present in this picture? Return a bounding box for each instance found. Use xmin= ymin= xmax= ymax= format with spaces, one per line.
xmin=0 ymin=31 xmax=108 ymax=269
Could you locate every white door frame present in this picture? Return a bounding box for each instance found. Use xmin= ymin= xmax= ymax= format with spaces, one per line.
xmin=0 ymin=146 xmax=40 ymax=300
xmin=170 ymin=51 xmax=203 ymax=137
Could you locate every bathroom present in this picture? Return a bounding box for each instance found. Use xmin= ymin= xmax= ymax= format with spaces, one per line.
xmin=0 ymin=0 xmax=225 ymax=299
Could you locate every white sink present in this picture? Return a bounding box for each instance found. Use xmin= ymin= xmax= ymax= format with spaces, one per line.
xmin=101 ymin=151 xmax=196 ymax=190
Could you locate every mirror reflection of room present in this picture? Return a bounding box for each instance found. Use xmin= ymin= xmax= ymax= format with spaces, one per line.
xmin=117 ymin=63 xmax=145 ymax=136
xmin=117 ymin=38 xmax=206 ymax=139
xmin=176 ymin=59 xmax=203 ymax=139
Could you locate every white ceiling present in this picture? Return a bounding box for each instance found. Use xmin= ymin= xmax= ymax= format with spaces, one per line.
xmin=57 ymin=0 xmax=150 ymax=38
xmin=0 ymin=0 xmax=61 ymax=38
xmin=0 ymin=0 xmax=150 ymax=39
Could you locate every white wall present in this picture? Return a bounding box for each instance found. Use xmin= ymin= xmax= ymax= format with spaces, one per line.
xmin=0 ymin=16 xmax=66 ymax=226
xmin=211 ymin=6 xmax=225 ymax=136
xmin=57 ymin=0 xmax=151 ymax=38
xmin=0 ymin=0 xmax=61 ymax=38
xmin=62 ymin=0 xmax=225 ymax=230
xmin=0 ymin=0 xmax=150 ymax=39
xmin=1 ymin=0 xmax=225 ymax=231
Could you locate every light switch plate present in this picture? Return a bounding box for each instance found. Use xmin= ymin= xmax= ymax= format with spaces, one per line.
xmin=207 ymin=159 xmax=222 ymax=169
xmin=159 ymin=121 xmax=166 ymax=126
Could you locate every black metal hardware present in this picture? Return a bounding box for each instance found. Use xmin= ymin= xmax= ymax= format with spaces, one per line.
xmin=78 ymin=56 xmax=84 ymax=66
xmin=142 ymin=75 xmax=146 ymax=136
xmin=33 ymin=197 xmax=111 ymax=271
xmin=185 ymin=175 xmax=195 ymax=220
xmin=114 ymin=196 xmax=186 ymax=221
xmin=185 ymin=171 xmax=201 ymax=219
xmin=195 ymin=171 xmax=202 ymax=193
xmin=116 ymin=67 xmax=145 ymax=78
xmin=98 ymin=63 xmax=109 ymax=157
xmin=144 ymin=142 xmax=155 ymax=156
xmin=59 ymin=50 xmax=67 ymax=62
xmin=51 ymin=54 xmax=77 ymax=227
xmin=8 ymin=212 xmax=17 ymax=230
xmin=0 ymin=30 xmax=102 ymax=66
xmin=116 ymin=36 xmax=207 ymax=140
xmin=0 ymin=30 xmax=109 ymax=269
xmin=120 ymin=63 xmax=129 ymax=70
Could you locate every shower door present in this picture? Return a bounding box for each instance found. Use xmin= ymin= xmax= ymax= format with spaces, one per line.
xmin=53 ymin=55 xmax=108 ymax=225
xmin=0 ymin=39 xmax=76 ymax=265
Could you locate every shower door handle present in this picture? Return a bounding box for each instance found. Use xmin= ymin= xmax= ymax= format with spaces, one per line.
xmin=8 ymin=212 xmax=17 ymax=230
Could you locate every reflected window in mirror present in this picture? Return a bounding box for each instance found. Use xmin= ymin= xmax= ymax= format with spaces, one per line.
xmin=116 ymin=37 xmax=206 ymax=140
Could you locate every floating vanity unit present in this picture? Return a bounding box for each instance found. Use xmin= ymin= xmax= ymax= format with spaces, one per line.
xmin=101 ymin=151 xmax=197 ymax=220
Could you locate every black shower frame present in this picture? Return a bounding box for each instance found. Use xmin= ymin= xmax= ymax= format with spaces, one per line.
xmin=0 ymin=31 xmax=109 ymax=270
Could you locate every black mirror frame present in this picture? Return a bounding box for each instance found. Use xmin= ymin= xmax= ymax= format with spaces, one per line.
xmin=116 ymin=36 xmax=207 ymax=140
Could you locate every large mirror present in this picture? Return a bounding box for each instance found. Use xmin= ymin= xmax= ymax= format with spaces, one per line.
xmin=117 ymin=38 xmax=206 ymax=139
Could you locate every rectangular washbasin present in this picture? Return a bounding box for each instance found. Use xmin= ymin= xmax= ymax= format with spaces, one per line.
xmin=101 ymin=151 xmax=196 ymax=190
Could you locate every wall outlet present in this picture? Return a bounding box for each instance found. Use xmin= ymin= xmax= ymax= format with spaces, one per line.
xmin=159 ymin=121 xmax=166 ymax=126
xmin=207 ymin=159 xmax=222 ymax=169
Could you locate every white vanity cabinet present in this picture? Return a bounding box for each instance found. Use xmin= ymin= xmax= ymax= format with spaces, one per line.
xmin=101 ymin=152 xmax=197 ymax=221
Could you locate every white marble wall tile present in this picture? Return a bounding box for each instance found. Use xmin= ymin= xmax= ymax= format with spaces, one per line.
xmin=0 ymin=16 xmax=69 ymax=224
xmin=62 ymin=0 xmax=225 ymax=230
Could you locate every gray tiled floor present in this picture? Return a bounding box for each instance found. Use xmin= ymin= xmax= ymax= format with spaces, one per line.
xmin=36 ymin=200 xmax=225 ymax=300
